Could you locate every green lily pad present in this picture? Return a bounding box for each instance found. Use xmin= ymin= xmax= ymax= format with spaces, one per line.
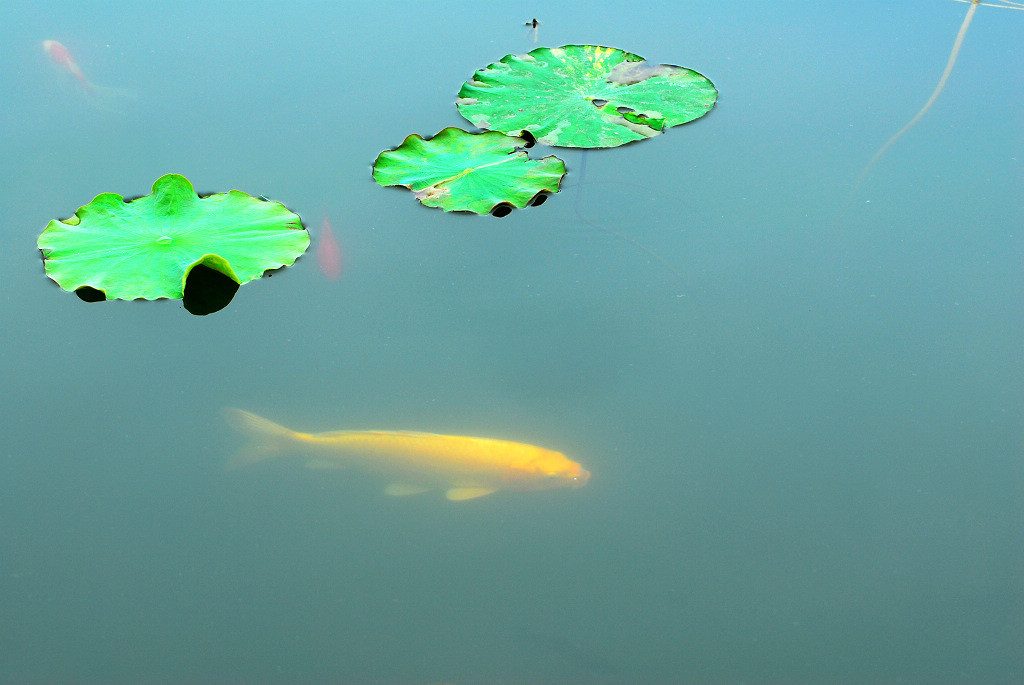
xmin=37 ymin=174 xmax=309 ymax=304
xmin=456 ymin=45 xmax=718 ymax=148
xmin=372 ymin=127 xmax=565 ymax=215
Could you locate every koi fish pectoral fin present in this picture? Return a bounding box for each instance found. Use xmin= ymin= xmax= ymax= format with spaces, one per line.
xmin=384 ymin=483 xmax=431 ymax=497
xmin=446 ymin=487 xmax=498 ymax=501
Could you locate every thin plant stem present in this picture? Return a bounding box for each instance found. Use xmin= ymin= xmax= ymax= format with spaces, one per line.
xmin=851 ymin=0 xmax=980 ymax=196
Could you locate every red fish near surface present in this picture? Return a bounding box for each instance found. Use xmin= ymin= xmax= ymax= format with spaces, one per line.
xmin=317 ymin=213 xmax=343 ymax=281
xmin=42 ymin=40 xmax=94 ymax=96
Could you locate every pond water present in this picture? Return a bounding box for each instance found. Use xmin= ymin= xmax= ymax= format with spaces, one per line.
xmin=2 ymin=1 xmax=1021 ymax=682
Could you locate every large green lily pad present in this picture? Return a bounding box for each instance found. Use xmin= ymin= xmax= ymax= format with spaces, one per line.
xmin=456 ymin=45 xmax=718 ymax=148
xmin=37 ymin=174 xmax=309 ymax=302
xmin=372 ymin=127 xmax=565 ymax=215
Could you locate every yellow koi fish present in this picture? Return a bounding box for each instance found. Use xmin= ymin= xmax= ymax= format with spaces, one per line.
xmin=226 ymin=408 xmax=590 ymax=501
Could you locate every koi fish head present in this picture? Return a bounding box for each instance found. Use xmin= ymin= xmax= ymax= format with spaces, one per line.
xmin=42 ymin=40 xmax=72 ymax=68
xmin=504 ymin=449 xmax=591 ymax=491
xmin=567 ymin=465 xmax=591 ymax=488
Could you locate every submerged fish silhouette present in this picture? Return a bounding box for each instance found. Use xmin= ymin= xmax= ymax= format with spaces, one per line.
xmin=317 ymin=213 xmax=343 ymax=281
xmin=226 ymin=408 xmax=590 ymax=501
xmin=42 ymin=40 xmax=94 ymax=96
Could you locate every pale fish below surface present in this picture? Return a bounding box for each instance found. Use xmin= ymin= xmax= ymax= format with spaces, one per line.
xmin=226 ymin=408 xmax=590 ymax=501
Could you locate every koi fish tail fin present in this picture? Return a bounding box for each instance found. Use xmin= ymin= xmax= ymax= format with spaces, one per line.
xmin=89 ymin=83 xmax=137 ymax=99
xmin=82 ymin=84 xmax=138 ymax=113
xmin=225 ymin=407 xmax=296 ymax=469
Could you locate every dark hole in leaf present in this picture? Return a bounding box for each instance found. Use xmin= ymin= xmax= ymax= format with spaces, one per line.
xmin=75 ymin=286 xmax=106 ymax=303
xmin=518 ymin=129 xmax=537 ymax=148
xmin=491 ymin=203 xmax=514 ymax=218
xmin=592 ymin=99 xmax=608 ymax=107
xmin=529 ymin=192 xmax=549 ymax=207
xmin=616 ymin=106 xmax=634 ymax=114
xmin=183 ymin=263 xmax=239 ymax=315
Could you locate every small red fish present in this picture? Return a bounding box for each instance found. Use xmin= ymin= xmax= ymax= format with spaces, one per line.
xmin=317 ymin=214 xmax=343 ymax=281
xmin=42 ymin=40 xmax=94 ymax=96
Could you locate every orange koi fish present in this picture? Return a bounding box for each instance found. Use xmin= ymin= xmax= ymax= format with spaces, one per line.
xmin=317 ymin=213 xmax=343 ymax=281
xmin=227 ymin=408 xmax=590 ymax=501
xmin=42 ymin=40 xmax=94 ymax=96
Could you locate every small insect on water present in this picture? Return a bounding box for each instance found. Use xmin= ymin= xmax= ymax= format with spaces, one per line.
xmin=524 ymin=18 xmax=541 ymax=43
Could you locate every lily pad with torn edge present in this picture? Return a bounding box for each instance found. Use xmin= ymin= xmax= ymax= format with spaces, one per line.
xmin=37 ymin=173 xmax=310 ymax=314
xmin=372 ymin=127 xmax=566 ymax=216
xmin=456 ymin=45 xmax=718 ymax=148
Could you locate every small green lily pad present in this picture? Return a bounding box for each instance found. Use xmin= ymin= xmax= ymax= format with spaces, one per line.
xmin=37 ymin=174 xmax=309 ymax=304
xmin=372 ymin=127 xmax=565 ymax=215
xmin=456 ymin=45 xmax=718 ymax=148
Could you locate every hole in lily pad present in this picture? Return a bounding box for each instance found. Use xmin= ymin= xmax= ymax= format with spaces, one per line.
xmin=491 ymin=202 xmax=514 ymax=218
xmin=183 ymin=263 xmax=240 ymax=315
xmin=75 ymin=286 xmax=105 ymax=303
xmin=528 ymin=192 xmax=549 ymax=208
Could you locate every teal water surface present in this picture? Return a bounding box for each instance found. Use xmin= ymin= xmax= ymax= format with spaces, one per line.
xmin=1 ymin=1 xmax=1021 ymax=682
